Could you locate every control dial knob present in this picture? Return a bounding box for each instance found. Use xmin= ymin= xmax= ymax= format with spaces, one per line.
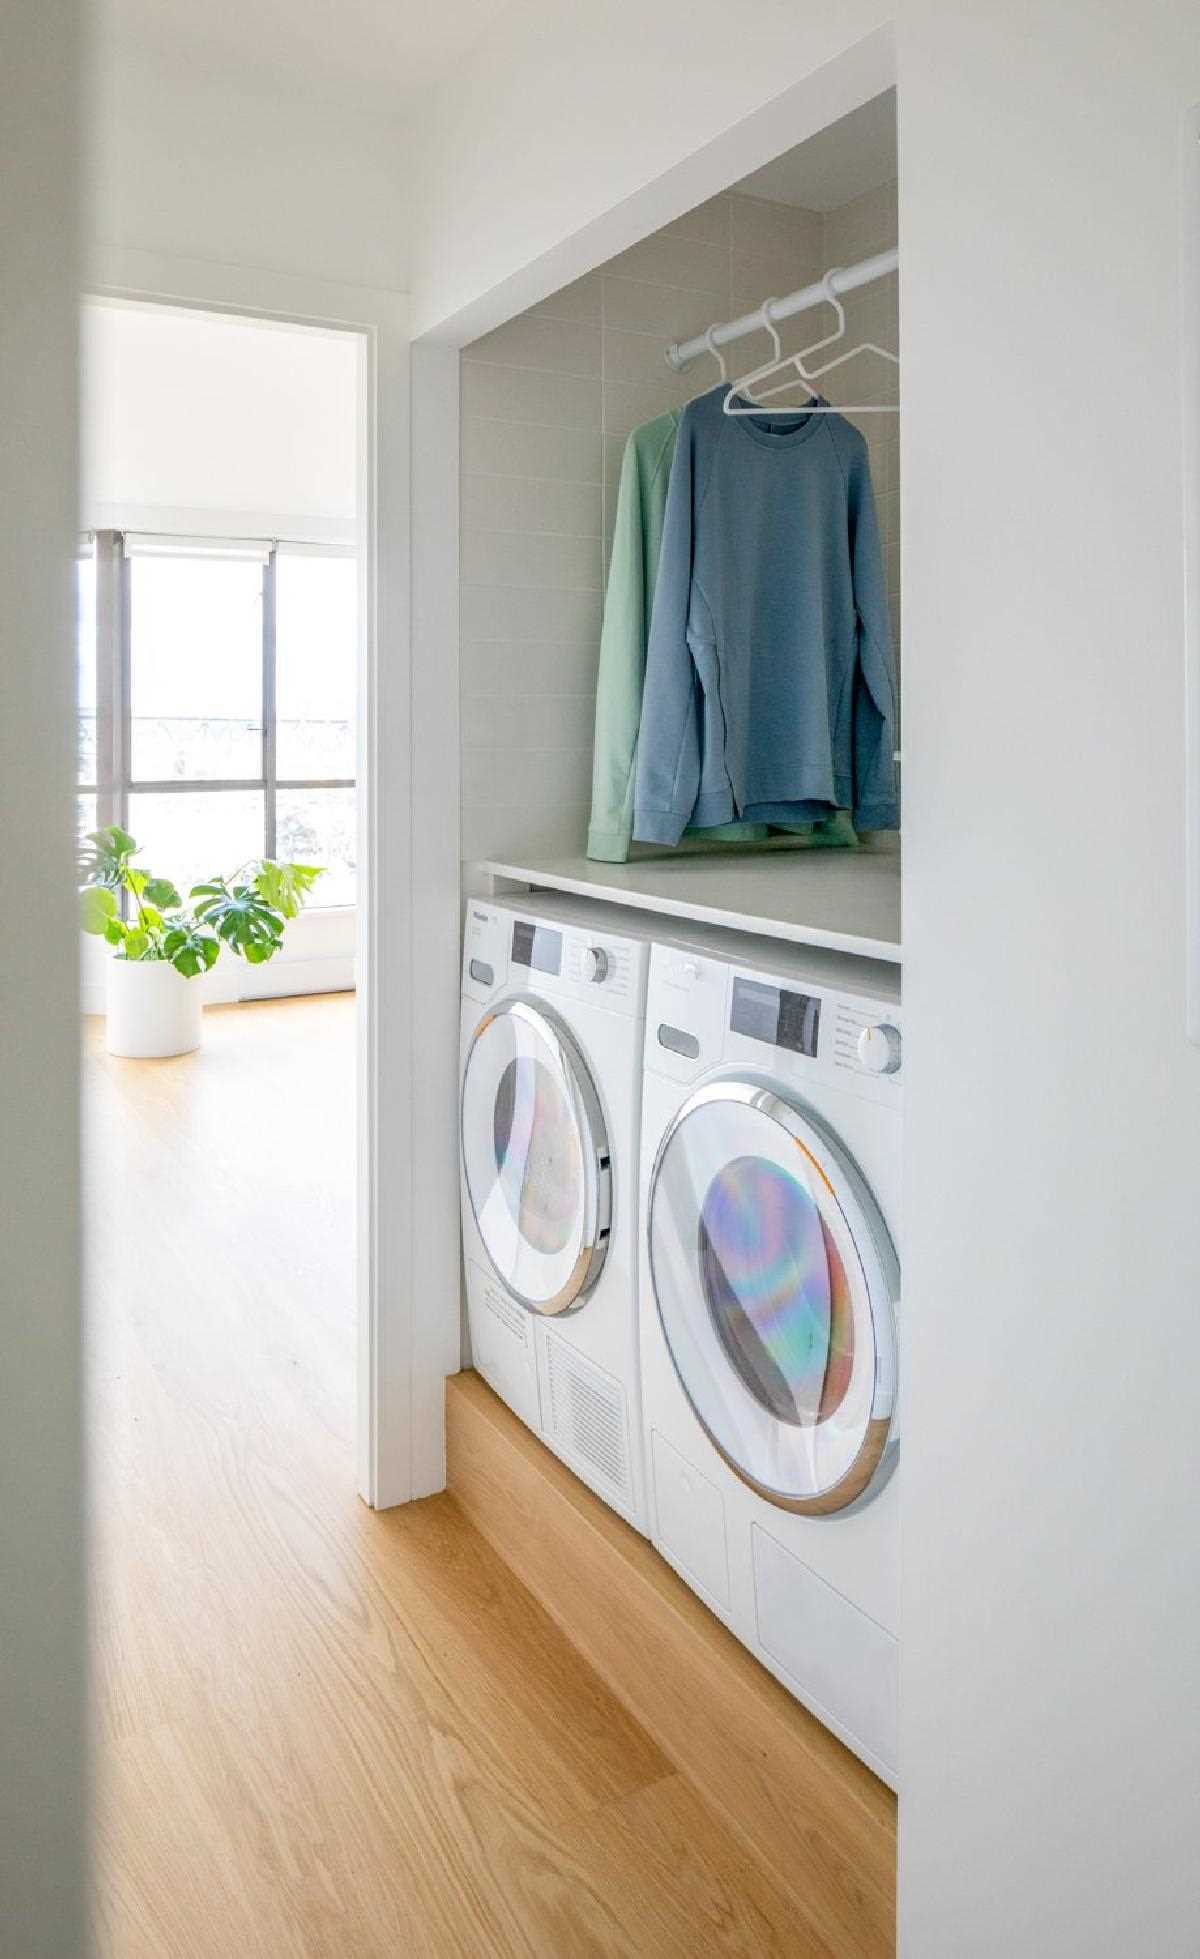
xmin=856 ymin=1022 xmax=901 ymax=1075
xmin=583 ymin=945 xmax=610 ymax=984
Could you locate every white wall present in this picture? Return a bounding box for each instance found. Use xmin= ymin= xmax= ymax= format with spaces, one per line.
xmin=900 ymin=8 xmax=1200 ymax=1951
xmin=409 ymin=1 xmax=889 ymax=338
xmin=90 ymin=50 xmax=411 ymax=292
xmin=82 ymin=299 xmax=359 ymax=542
xmin=411 ymin=5 xmax=1200 ymax=1950
xmin=0 ymin=1 xmax=87 ymax=1952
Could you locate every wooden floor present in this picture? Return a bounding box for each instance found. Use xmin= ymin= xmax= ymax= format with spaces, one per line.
xmin=87 ymin=994 xmax=894 ymax=1957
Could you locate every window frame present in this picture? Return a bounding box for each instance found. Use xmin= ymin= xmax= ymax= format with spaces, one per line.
xmin=78 ymin=529 xmax=356 ymax=906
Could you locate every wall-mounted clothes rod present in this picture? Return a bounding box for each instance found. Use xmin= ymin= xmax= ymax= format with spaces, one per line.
xmin=665 ymin=246 xmax=899 ymax=373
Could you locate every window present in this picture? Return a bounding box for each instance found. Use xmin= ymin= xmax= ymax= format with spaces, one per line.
xmin=76 ymin=534 xmax=357 ymax=907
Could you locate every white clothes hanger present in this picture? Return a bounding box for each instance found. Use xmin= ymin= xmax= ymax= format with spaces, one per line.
xmin=723 ymin=271 xmax=899 ymax=418
xmin=703 ymin=322 xmax=729 ymax=383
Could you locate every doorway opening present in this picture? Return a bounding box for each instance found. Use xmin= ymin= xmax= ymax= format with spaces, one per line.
xmin=79 ymin=302 xmax=368 ymax=1824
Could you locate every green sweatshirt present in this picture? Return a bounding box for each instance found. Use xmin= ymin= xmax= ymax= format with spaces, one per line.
xmin=586 ymin=409 xmax=857 ymax=863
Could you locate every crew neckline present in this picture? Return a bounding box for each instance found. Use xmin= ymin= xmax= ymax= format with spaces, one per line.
xmin=728 ymin=392 xmax=830 ymax=452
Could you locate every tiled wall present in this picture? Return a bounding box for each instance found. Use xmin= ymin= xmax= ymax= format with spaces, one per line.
xmin=819 ymin=180 xmax=901 ymax=660
xmin=459 ymin=179 xmax=899 ymax=863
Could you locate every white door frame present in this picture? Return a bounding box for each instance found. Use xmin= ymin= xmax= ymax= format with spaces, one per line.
xmin=87 ymin=25 xmax=898 ymax=1511
xmin=83 ymin=245 xmax=439 ymax=1506
xmin=1182 ymin=102 xmax=1200 ymax=1045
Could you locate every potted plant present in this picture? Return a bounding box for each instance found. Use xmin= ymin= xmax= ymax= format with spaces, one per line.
xmin=79 ymin=825 xmax=322 ymax=1058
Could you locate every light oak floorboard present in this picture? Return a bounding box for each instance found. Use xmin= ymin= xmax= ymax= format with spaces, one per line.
xmin=447 ymin=1370 xmax=897 ymax=1957
xmin=86 ymin=997 xmax=872 ymax=1957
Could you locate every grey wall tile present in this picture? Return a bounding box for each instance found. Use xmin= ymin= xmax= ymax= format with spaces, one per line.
xmin=462 ymin=747 xmax=594 ymax=813
xmin=461 ymin=799 xmax=593 ymax=863
xmin=604 ymin=372 xmax=698 ymax=442
xmin=462 ymin=473 xmax=602 ymax=539
xmin=460 ymin=638 xmax=601 ymax=697
xmin=526 ymin=271 xmax=603 ymax=324
xmin=462 ymin=692 xmax=595 ymax=752
xmin=461 ymin=581 xmax=602 ymax=642
xmin=461 ymin=529 xmax=602 ymax=593
xmin=657 ymin=193 xmax=732 ymax=248
xmin=466 ymin=313 xmax=601 ymax=376
xmin=461 ymin=362 xmax=601 ymax=431
xmin=728 ymin=192 xmax=821 ymax=261
xmin=603 ymin=324 xmax=704 ymax=388
xmin=462 ymin=417 xmax=602 ymax=482
xmin=601 ymin=274 xmax=729 ymax=341
xmin=823 ymin=179 xmax=898 ymax=263
xmin=728 ymin=247 xmax=827 ymax=334
xmin=604 ymin=230 xmax=730 ymax=294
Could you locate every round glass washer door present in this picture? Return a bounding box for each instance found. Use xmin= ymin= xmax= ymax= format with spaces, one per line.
xmin=461 ymin=999 xmax=611 ymax=1315
xmin=648 ymin=1080 xmax=898 ymax=1513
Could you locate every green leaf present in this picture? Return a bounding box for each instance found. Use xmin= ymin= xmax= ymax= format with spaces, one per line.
xmin=80 ymin=885 xmax=118 ymax=935
xmin=126 ymin=868 xmax=147 ymax=899
xmin=123 ymin=928 xmax=150 ymax=960
xmin=164 ymin=924 xmax=220 ymax=979
xmin=78 ymin=824 xmax=139 ymax=892
xmin=103 ymin=917 xmax=127 ymax=947
xmin=188 ymin=876 xmax=287 ymax=964
xmin=140 ymin=905 xmax=163 ymax=931
xmin=253 ymin=859 xmax=324 ymax=919
xmin=142 ymin=877 xmax=181 ymax=909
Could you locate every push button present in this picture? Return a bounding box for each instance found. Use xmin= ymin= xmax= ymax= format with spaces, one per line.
xmin=657 ymin=1023 xmax=700 ymax=1059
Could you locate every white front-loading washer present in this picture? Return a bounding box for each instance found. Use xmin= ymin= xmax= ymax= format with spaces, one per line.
xmin=638 ymin=927 xmax=902 ymax=1784
xmin=460 ymin=893 xmax=653 ymax=1533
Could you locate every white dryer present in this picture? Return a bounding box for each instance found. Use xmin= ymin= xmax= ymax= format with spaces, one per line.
xmin=638 ymin=928 xmax=901 ymax=1784
xmin=460 ymin=894 xmax=653 ymax=1532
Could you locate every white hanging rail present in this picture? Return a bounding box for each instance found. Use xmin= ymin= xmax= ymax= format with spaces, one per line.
xmin=665 ymin=246 xmax=898 ymax=373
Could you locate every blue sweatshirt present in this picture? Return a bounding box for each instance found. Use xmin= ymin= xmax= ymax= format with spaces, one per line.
xmin=632 ymin=386 xmax=899 ymax=843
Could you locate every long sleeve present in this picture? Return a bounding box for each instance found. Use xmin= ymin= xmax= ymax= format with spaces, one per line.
xmin=633 ymin=415 xmax=702 ymax=845
xmin=586 ymin=435 xmax=649 ymax=861
xmin=846 ymin=448 xmax=900 ymax=829
xmin=586 ymin=416 xmax=677 ymax=862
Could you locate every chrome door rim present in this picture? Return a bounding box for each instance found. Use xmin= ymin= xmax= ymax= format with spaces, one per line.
xmin=648 ymin=1077 xmax=899 ymax=1514
xmin=461 ymin=997 xmax=612 ymax=1315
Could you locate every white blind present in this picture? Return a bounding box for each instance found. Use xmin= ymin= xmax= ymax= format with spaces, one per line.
xmin=122 ymin=533 xmax=272 ymax=562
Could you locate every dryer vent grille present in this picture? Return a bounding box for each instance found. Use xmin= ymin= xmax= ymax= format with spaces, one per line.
xmin=544 ymin=1334 xmax=630 ymax=1499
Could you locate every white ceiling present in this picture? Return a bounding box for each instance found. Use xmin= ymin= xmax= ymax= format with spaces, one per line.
xmin=98 ymin=0 xmax=512 ymax=116
xmin=735 ymin=90 xmax=897 ymax=212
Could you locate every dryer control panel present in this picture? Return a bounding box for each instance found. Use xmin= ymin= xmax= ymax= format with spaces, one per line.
xmin=646 ymin=942 xmax=901 ymax=1108
xmin=462 ymin=900 xmax=649 ymax=1018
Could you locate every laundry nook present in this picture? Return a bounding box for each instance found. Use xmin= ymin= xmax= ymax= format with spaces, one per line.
xmin=7 ymin=7 xmax=1200 ymax=1957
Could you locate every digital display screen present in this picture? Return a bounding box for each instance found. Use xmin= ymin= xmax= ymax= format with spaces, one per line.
xmin=730 ymin=977 xmax=821 ymax=1057
xmin=511 ymin=920 xmax=563 ymax=976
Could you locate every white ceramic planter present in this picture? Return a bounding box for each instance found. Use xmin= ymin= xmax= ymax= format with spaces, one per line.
xmin=105 ymin=957 xmax=204 ymax=1058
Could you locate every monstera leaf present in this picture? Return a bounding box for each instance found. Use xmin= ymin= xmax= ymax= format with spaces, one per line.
xmin=78 ymin=824 xmax=136 ymax=891
xmin=162 ymin=923 xmax=221 ymax=978
xmin=190 ymin=878 xmax=285 ymax=964
xmin=252 ymin=859 xmax=323 ymax=919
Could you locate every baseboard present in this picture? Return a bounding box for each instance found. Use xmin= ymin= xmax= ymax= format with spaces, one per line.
xmin=445 ymin=1369 xmax=896 ymax=1955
